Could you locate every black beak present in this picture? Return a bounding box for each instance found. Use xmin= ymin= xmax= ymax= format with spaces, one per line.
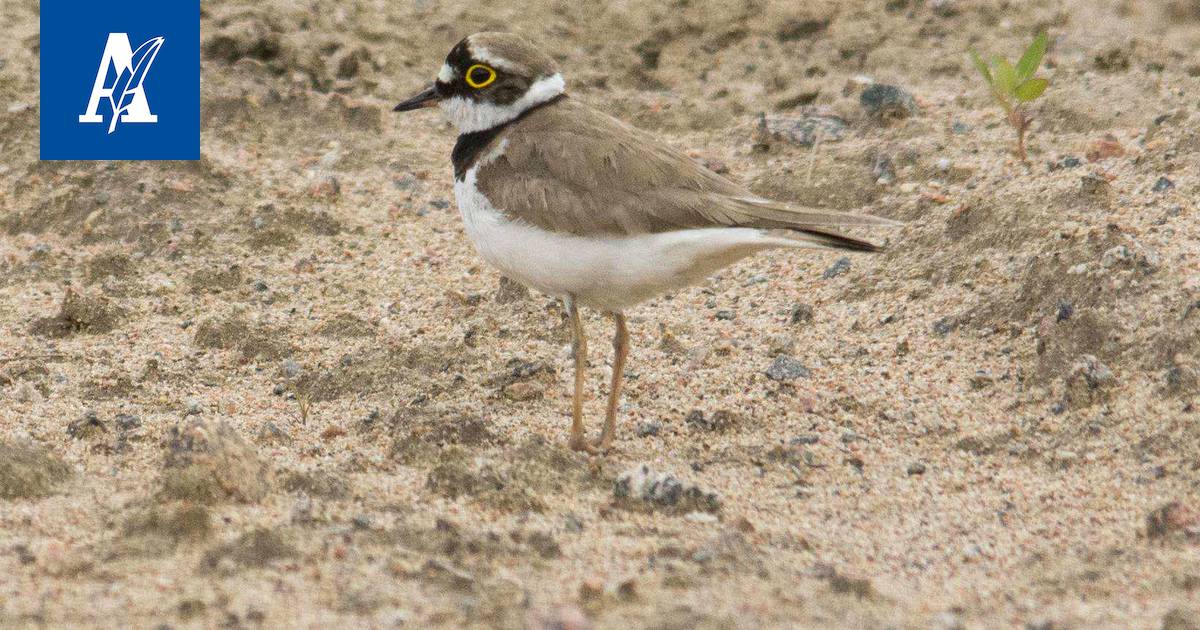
xmin=393 ymin=83 xmax=440 ymax=112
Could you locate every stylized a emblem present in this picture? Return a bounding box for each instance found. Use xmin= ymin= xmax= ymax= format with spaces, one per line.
xmin=79 ymin=33 xmax=164 ymax=133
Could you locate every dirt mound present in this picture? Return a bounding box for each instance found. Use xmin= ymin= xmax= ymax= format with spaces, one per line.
xmin=0 ymin=440 xmax=72 ymax=499
xmin=160 ymin=418 xmax=273 ymax=503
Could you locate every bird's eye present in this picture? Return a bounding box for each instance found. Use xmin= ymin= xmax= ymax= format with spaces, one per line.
xmin=465 ymin=64 xmax=497 ymax=89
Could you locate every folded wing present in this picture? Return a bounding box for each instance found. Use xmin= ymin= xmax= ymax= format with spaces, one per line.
xmin=475 ymin=98 xmax=899 ymax=247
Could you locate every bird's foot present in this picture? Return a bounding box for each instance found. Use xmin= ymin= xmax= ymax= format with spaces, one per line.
xmin=568 ymin=434 xmax=601 ymax=455
xmin=590 ymin=434 xmax=614 ymax=453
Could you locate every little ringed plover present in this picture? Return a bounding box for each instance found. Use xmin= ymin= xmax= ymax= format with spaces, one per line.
xmin=394 ymin=32 xmax=899 ymax=454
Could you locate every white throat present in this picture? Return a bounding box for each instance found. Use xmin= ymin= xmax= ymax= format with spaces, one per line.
xmin=440 ymin=73 xmax=565 ymax=134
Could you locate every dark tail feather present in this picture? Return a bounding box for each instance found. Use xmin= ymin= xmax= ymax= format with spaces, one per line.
xmin=769 ymin=227 xmax=884 ymax=252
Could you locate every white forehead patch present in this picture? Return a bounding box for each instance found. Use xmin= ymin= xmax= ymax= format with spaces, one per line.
xmin=467 ymin=42 xmax=521 ymax=73
xmin=438 ymin=63 xmax=456 ymax=83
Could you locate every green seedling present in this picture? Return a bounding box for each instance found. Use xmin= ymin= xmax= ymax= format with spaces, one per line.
xmin=970 ymin=32 xmax=1050 ymax=163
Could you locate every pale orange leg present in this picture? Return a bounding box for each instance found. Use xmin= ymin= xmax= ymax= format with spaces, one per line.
xmin=565 ymin=297 xmax=598 ymax=454
xmin=593 ymin=311 xmax=628 ymax=451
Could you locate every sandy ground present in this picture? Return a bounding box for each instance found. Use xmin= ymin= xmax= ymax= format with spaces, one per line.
xmin=2 ymin=0 xmax=1200 ymax=627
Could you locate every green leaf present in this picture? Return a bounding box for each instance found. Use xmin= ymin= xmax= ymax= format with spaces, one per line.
xmin=969 ymin=50 xmax=992 ymax=85
xmin=1016 ymin=31 xmax=1047 ymax=81
xmin=1014 ymin=77 xmax=1049 ymax=102
xmin=993 ymin=57 xmax=1018 ymax=95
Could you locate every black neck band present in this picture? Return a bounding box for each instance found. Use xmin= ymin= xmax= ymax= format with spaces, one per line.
xmin=451 ymin=93 xmax=567 ymax=181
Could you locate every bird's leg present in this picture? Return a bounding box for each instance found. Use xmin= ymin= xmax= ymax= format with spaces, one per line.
xmin=594 ymin=311 xmax=628 ymax=451
xmin=565 ymin=297 xmax=597 ymax=454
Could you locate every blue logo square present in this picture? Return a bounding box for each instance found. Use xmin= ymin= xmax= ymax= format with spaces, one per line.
xmin=40 ymin=0 xmax=199 ymax=160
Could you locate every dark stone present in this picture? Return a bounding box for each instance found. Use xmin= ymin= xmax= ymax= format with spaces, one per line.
xmin=859 ymin=84 xmax=918 ymax=121
xmin=755 ymin=112 xmax=848 ymax=148
xmin=932 ymin=316 xmax=958 ymax=336
xmin=1055 ymin=300 xmax=1074 ymax=322
xmin=1049 ymin=155 xmax=1082 ymax=171
xmin=115 ymin=414 xmax=142 ymax=431
xmin=67 ymin=410 xmax=106 ymax=439
xmin=1153 ymin=177 xmax=1176 ymax=193
xmin=789 ymin=303 xmax=815 ymax=325
xmin=766 ymin=356 xmax=810 ymax=381
xmin=685 ymin=409 xmax=740 ymax=432
xmin=635 ymin=421 xmax=662 ymax=437
xmin=822 ymin=257 xmax=852 ymax=279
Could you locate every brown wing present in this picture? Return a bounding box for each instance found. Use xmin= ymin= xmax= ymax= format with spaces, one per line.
xmin=475 ymin=98 xmax=899 ymax=238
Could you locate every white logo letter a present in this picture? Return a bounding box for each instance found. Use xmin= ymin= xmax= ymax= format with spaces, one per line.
xmin=79 ymin=33 xmax=160 ymax=126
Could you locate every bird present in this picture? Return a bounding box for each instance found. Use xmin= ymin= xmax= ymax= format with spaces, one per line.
xmin=394 ymin=32 xmax=899 ymax=454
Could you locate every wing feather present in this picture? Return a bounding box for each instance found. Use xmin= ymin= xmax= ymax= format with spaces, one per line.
xmin=475 ymin=99 xmax=900 ymax=239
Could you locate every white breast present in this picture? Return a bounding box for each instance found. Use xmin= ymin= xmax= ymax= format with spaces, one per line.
xmin=453 ymin=161 xmax=802 ymax=312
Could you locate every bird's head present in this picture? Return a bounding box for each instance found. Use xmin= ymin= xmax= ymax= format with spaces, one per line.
xmin=394 ymin=32 xmax=564 ymax=134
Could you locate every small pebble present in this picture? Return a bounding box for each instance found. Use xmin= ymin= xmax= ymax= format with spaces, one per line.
xmin=822 ymin=257 xmax=851 ymax=279
xmin=754 ymin=112 xmax=848 ymax=147
xmin=115 ymin=414 xmax=142 ymax=431
xmin=859 ymin=84 xmax=918 ymax=121
xmin=67 ymin=410 xmax=106 ymax=439
xmin=1056 ymin=300 xmax=1074 ymax=322
xmin=932 ymin=316 xmax=957 ymax=336
xmin=907 ymin=462 xmax=927 ymax=475
xmin=258 ymin=421 xmax=292 ymax=445
xmin=635 ymin=421 xmax=662 ymax=437
xmin=1153 ymin=176 xmax=1175 ymax=193
xmin=1049 ymin=155 xmax=1082 ymax=171
xmin=789 ymin=303 xmax=814 ymax=325
xmin=281 ymin=359 xmax=302 ymax=378
xmin=766 ymin=356 xmax=810 ymax=381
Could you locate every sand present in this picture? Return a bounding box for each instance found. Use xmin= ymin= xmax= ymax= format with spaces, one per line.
xmin=1 ymin=0 xmax=1199 ymax=627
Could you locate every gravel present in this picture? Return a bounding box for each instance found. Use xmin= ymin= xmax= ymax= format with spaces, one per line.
xmin=613 ymin=464 xmax=722 ymax=514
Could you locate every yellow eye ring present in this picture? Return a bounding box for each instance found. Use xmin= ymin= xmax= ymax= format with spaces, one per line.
xmin=465 ymin=64 xmax=497 ymax=89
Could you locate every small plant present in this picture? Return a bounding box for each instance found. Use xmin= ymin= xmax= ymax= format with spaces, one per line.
xmin=970 ymin=32 xmax=1050 ymax=163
